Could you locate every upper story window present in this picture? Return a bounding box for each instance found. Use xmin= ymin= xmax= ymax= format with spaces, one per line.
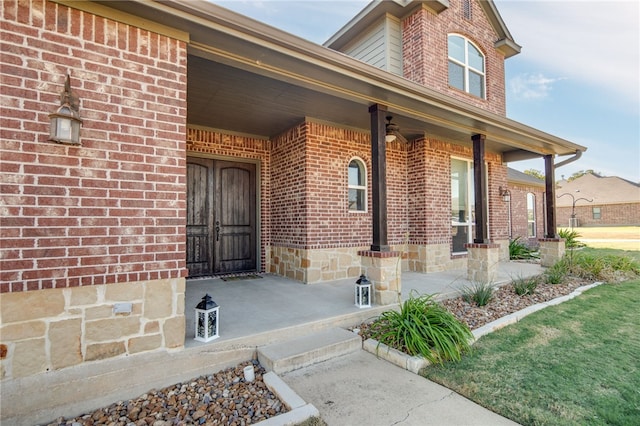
xmin=348 ymin=158 xmax=367 ymax=212
xmin=448 ymin=35 xmax=485 ymax=98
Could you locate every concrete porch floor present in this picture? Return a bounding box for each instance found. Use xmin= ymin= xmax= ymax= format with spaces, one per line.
xmin=184 ymin=261 xmax=544 ymax=349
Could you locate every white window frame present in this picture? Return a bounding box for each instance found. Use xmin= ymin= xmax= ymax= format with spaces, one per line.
xmin=348 ymin=157 xmax=367 ymax=212
xmin=448 ymin=34 xmax=486 ymax=99
xmin=527 ymin=193 xmax=536 ymax=238
xmin=451 ymin=157 xmax=475 ymax=253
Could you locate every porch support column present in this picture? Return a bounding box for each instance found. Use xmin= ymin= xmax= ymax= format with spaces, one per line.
xmin=466 ymin=134 xmax=497 ymax=282
xmin=368 ymin=103 xmax=389 ymax=252
xmin=472 ymin=134 xmax=488 ymax=244
xmin=359 ymin=104 xmax=400 ymax=306
xmin=539 ymin=154 xmax=565 ymax=266
xmin=543 ymin=154 xmax=557 ymax=238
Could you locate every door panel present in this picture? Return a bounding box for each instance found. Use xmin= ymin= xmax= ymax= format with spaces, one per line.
xmin=214 ymin=161 xmax=257 ymax=273
xmin=186 ymin=158 xmax=257 ymax=277
xmin=186 ymin=160 xmax=214 ymax=277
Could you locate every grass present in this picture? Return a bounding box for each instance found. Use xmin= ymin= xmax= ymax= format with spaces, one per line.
xmin=422 ymin=279 xmax=640 ymax=426
xmin=566 ymin=226 xmax=640 ymax=251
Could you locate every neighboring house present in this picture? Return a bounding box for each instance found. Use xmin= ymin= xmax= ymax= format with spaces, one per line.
xmin=506 ymin=168 xmax=546 ymax=244
xmin=556 ymin=174 xmax=640 ymax=227
xmin=1 ymin=0 xmax=586 ymax=420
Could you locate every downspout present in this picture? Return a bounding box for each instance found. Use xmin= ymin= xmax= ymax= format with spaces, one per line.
xmin=554 ymin=150 xmax=582 ymax=169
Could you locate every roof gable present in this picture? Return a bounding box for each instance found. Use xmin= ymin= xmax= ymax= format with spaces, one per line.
xmin=325 ymin=0 xmax=520 ymax=58
xmin=556 ymin=174 xmax=640 ymax=206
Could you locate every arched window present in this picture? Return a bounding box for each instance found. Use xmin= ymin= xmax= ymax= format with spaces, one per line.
xmin=448 ymin=35 xmax=485 ymax=98
xmin=348 ymin=158 xmax=367 ymax=212
xmin=527 ymin=193 xmax=536 ymax=238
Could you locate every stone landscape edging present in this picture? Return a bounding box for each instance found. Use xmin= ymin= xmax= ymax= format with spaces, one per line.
xmin=257 ymin=372 xmax=320 ymax=426
xmin=362 ymin=282 xmax=604 ymax=374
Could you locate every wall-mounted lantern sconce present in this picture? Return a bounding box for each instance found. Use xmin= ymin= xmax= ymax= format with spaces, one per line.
xmin=49 ymin=74 xmax=82 ymax=145
xmin=499 ymin=186 xmax=511 ymax=202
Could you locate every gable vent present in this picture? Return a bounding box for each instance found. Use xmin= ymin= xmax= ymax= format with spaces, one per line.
xmin=463 ymin=0 xmax=472 ymax=20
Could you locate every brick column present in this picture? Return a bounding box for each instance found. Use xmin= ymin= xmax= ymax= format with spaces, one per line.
xmin=538 ymin=238 xmax=565 ymax=267
xmin=465 ymin=243 xmax=500 ymax=283
xmin=358 ymin=250 xmax=402 ymax=305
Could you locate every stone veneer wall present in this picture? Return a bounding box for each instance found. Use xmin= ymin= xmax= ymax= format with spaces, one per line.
xmin=269 ymin=246 xmax=366 ymax=283
xmin=0 ymin=278 xmax=185 ymax=380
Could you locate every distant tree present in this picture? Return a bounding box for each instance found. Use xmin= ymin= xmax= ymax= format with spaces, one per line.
xmin=567 ymin=169 xmax=602 ymax=182
xmin=523 ymin=169 xmax=545 ymax=180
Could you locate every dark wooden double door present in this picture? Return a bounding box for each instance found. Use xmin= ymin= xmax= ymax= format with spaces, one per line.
xmin=186 ymin=158 xmax=257 ymax=277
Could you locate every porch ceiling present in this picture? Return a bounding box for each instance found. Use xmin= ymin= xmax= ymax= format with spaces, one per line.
xmin=96 ymin=0 xmax=586 ymax=159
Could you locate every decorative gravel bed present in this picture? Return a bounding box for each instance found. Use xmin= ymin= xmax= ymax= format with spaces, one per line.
xmin=354 ymin=278 xmax=589 ymax=341
xmin=440 ymin=279 xmax=585 ymax=330
xmin=45 ymin=360 xmax=287 ymax=426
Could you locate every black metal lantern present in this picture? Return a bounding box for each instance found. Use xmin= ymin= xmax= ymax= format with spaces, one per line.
xmin=194 ymin=294 xmax=219 ymax=342
xmin=49 ymin=74 xmax=82 ymax=145
xmin=355 ymin=274 xmax=372 ymax=308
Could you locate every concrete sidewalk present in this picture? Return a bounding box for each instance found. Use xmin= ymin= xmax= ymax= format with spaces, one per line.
xmin=281 ymin=350 xmax=519 ymax=426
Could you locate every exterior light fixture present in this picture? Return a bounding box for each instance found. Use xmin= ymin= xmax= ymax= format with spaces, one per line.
xmin=355 ymin=274 xmax=372 ymax=308
xmin=194 ymin=294 xmax=219 ymax=342
xmin=49 ymin=74 xmax=82 ymax=145
xmin=499 ymin=186 xmax=511 ymax=202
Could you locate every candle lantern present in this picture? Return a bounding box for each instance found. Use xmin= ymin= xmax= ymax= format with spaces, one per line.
xmin=355 ymin=274 xmax=372 ymax=308
xmin=194 ymin=294 xmax=219 ymax=342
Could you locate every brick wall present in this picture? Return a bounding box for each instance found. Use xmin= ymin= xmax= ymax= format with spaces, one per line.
xmin=1 ymin=0 xmax=188 ymax=293
xmin=402 ymin=0 xmax=507 ymax=115
xmin=557 ymin=203 xmax=640 ymax=227
xmin=507 ymin=183 xmax=546 ymax=244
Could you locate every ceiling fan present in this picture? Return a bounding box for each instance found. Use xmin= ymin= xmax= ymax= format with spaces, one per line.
xmin=385 ymin=115 xmax=408 ymax=143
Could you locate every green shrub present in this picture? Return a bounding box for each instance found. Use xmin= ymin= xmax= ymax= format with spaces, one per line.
xmin=558 ymin=228 xmax=586 ymax=249
xmin=545 ymin=259 xmax=568 ymax=284
xmin=369 ymin=292 xmax=473 ymax=365
xmin=509 ymin=237 xmax=539 ymax=260
xmin=461 ymin=281 xmax=494 ymax=306
xmin=512 ymin=275 xmax=539 ymax=296
xmin=568 ymin=251 xmax=640 ymax=282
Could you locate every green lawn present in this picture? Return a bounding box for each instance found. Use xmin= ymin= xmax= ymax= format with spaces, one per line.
xmin=422 ymin=279 xmax=640 ymax=425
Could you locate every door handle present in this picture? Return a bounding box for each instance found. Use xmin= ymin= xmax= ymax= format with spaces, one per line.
xmin=215 ymin=221 xmax=220 ymax=241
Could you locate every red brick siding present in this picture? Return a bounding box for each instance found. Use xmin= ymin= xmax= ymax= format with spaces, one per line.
xmin=488 ymin=162 xmax=509 ymax=241
xmin=1 ymin=0 xmax=187 ymax=293
xmin=276 ymin=122 xmax=375 ymax=249
xmin=407 ymin=138 xmax=507 ymax=247
xmin=186 ymin=127 xmax=271 ymax=271
xmin=507 ymin=183 xmax=546 ymax=244
xmin=557 ymin=204 xmax=640 ymax=227
xmin=402 ymin=0 xmax=506 ymax=115
xmin=271 ymin=123 xmax=310 ymax=247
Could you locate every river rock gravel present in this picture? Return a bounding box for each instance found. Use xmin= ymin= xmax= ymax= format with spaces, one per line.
xmin=439 ymin=279 xmax=584 ymax=330
xmin=44 ymin=360 xmax=287 ymax=426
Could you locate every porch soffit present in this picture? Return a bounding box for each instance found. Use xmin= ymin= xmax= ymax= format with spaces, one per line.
xmin=94 ymin=0 xmax=584 ymax=158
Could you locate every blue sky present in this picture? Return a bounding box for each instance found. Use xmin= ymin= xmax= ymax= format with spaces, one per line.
xmin=212 ymin=0 xmax=639 ymax=183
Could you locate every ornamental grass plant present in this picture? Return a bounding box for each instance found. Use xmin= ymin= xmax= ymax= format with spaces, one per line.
xmin=369 ymin=292 xmax=473 ymax=365
xmin=508 ymin=237 xmax=539 ymax=260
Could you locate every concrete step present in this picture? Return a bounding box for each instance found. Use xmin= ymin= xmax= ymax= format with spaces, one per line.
xmin=257 ymin=328 xmax=361 ymax=374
